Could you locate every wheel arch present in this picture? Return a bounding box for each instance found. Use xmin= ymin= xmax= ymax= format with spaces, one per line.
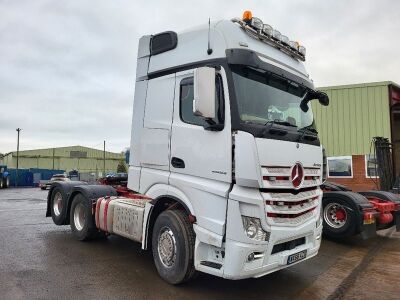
xmin=65 ymin=185 xmax=118 ymax=225
xmin=46 ymin=181 xmax=87 ymax=221
xmin=142 ymin=193 xmax=194 ymax=251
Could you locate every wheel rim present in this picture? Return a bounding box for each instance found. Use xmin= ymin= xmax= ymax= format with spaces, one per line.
xmin=53 ymin=192 xmax=63 ymax=217
xmin=73 ymin=203 xmax=86 ymax=231
xmin=157 ymin=226 xmax=177 ymax=268
xmin=324 ymin=203 xmax=347 ymax=229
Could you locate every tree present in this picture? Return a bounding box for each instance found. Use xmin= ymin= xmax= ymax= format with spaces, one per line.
xmin=117 ymin=160 xmax=127 ymax=173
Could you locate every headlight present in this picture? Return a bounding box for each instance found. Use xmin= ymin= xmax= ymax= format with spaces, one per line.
xmin=242 ymin=216 xmax=270 ymax=241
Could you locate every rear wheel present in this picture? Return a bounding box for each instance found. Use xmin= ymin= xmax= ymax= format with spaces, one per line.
xmin=4 ymin=177 xmax=9 ymax=188
xmin=152 ymin=210 xmax=197 ymax=284
xmin=50 ymin=188 xmax=66 ymax=225
xmin=0 ymin=179 xmax=3 ymax=189
xmin=70 ymin=194 xmax=98 ymax=241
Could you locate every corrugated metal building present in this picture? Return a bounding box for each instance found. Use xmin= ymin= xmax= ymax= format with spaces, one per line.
xmin=312 ymin=81 xmax=400 ymax=191
xmin=1 ymin=145 xmax=126 ymax=175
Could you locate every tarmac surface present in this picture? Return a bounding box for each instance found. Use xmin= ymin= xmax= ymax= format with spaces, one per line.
xmin=0 ymin=188 xmax=399 ymax=300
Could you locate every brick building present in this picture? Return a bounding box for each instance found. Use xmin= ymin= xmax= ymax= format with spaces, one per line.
xmin=312 ymin=81 xmax=400 ymax=191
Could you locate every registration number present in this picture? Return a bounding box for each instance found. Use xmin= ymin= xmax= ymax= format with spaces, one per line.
xmin=287 ymin=250 xmax=307 ymax=265
xmin=363 ymin=218 xmax=375 ymax=225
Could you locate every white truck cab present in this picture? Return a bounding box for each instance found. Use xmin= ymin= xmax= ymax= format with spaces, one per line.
xmin=47 ymin=12 xmax=329 ymax=284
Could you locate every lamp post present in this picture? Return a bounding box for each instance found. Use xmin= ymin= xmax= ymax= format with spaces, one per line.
xmin=16 ymin=128 xmax=22 ymax=187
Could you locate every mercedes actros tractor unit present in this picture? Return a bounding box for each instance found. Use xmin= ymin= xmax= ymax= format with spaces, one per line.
xmin=46 ymin=11 xmax=329 ymax=284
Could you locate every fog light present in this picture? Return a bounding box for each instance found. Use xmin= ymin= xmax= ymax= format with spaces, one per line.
xmin=316 ymin=234 xmax=321 ymax=240
xmin=247 ymin=253 xmax=255 ymax=262
xmin=247 ymin=252 xmax=264 ymax=262
xmin=242 ymin=216 xmax=270 ymax=241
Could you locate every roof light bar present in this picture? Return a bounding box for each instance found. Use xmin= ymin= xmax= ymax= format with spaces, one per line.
xmin=232 ymin=11 xmax=306 ymax=61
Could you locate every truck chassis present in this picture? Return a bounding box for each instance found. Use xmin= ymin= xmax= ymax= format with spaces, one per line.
xmin=321 ymin=181 xmax=400 ymax=239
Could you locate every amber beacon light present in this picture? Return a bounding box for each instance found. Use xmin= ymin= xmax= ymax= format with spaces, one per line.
xmin=242 ymin=10 xmax=252 ymax=22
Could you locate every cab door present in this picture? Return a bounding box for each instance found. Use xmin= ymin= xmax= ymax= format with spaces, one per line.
xmin=169 ymin=67 xmax=232 ymax=236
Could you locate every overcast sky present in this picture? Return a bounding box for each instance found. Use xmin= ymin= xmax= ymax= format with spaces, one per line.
xmin=1 ymin=0 xmax=399 ymax=154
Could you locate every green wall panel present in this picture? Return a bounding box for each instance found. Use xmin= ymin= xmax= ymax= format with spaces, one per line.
xmin=312 ymin=82 xmax=391 ymax=156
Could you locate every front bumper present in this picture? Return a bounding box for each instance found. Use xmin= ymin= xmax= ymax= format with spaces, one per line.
xmin=222 ymin=220 xmax=322 ymax=280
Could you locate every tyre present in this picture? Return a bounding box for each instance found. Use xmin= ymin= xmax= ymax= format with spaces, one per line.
xmin=152 ymin=210 xmax=197 ymax=284
xmin=41 ymin=187 xmax=46 ymax=190
xmin=0 ymin=179 xmax=3 ymax=189
xmin=50 ymin=187 xmax=67 ymax=225
xmin=322 ymin=192 xmax=364 ymax=239
xmin=4 ymin=177 xmax=9 ymax=188
xmin=69 ymin=194 xmax=98 ymax=241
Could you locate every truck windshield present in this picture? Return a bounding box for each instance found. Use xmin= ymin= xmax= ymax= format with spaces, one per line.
xmin=231 ymin=65 xmax=314 ymax=130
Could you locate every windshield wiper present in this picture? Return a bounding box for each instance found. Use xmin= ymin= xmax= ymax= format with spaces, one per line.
xmin=262 ymin=119 xmax=297 ymax=136
xmin=297 ymin=125 xmax=318 ymax=142
xmin=264 ymin=119 xmax=297 ymax=128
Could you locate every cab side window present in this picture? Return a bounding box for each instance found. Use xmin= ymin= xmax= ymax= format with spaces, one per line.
xmin=180 ymin=75 xmax=224 ymax=126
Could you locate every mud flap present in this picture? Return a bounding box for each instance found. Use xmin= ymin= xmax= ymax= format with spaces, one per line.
xmin=360 ymin=222 xmax=377 ymax=239
xmin=394 ymin=211 xmax=400 ymax=231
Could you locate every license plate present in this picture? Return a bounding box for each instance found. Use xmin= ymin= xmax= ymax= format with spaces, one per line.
xmin=363 ymin=218 xmax=375 ymax=225
xmin=287 ymin=250 xmax=307 ymax=265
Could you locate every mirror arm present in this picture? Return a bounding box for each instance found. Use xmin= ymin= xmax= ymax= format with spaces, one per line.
xmin=300 ymin=99 xmax=310 ymax=112
xmin=204 ymin=123 xmax=224 ymax=131
xmin=205 ymin=63 xmax=221 ymax=70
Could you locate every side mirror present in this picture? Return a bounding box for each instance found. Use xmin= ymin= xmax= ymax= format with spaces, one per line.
xmin=193 ymin=67 xmax=216 ymax=119
xmin=300 ymin=90 xmax=329 ymax=112
xmin=318 ymin=92 xmax=329 ymax=106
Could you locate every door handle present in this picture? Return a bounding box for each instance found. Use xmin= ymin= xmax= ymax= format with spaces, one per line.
xmin=171 ymin=157 xmax=185 ymax=168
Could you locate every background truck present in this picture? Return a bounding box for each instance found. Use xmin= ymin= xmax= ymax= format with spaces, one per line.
xmin=0 ymin=165 xmax=10 ymax=189
xmin=321 ymin=181 xmax=400 ymax=239
xmin=46 ymin=11 xmax=329 ymax=284
xmin=39 ymin=173 xmax=70 ymax=190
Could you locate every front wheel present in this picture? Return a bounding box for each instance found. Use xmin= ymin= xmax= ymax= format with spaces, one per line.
xmin=152 ymin=210 xmax=197 ymax=284
xmin=322 ymin=196 xmax=357 ymax=239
